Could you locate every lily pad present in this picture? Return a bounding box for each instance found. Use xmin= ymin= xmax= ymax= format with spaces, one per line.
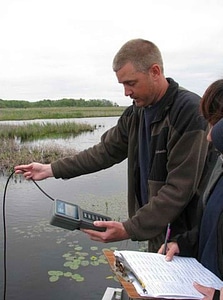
xmin=49 ymin=275 xmax=59 ymax=282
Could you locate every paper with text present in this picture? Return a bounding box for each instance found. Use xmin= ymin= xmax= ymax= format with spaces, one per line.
xmin=114 ymin=250 xmax=223 ymax=299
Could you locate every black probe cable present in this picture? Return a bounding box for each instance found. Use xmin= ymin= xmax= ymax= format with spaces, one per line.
xmin=2 ymin=171 xmax=55 ymax=300
xmin=2 ymin=171 xmax=14 ymax=300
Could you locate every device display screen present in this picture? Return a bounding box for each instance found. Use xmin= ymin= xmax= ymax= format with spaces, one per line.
xmin=56 ymin=200 xmax=79 ymax=219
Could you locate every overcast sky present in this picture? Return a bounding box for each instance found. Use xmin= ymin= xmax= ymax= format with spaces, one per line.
xmin=1 ymin=0 xmax=223 ymax=106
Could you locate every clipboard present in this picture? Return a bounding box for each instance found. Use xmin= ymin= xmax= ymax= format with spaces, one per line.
xmin=104 ymin=250 xmax=223 ymax=300
xmin=103 ymin=250 xmax=154 ymax=299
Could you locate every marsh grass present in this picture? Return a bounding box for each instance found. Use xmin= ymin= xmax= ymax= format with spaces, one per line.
xmin=0 ymin=106 xmax=126 ymax=121
xmin=0 ymin=106 xmax=125 ymax=173
xmin=0 ymin=121 xmax=95 ymax=141
xmin=0 ymin=121 xmax=95 ymax=173
xmin=1 ymin=139 xmax=78 ymax=175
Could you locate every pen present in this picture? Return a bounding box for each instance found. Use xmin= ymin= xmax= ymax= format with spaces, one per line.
xmin=137 ymin=278 xmax=148 ymax=294
xmin=163 ymin=223 xmax=171 ymax=255
xmin=128 ymin=269 xmax=148 ymax=294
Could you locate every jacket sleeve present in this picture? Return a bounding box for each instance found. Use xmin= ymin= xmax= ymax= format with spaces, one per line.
xmin=51 ymin=107 xmax=132 ymax=179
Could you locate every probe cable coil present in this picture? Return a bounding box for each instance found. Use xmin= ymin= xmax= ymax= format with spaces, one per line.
xmin=2 ymin=171 xmax=55 ymax=300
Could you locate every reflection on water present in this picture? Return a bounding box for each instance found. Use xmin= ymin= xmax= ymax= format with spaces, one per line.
xmin=0 ymin=117 xmax=147 ymax=300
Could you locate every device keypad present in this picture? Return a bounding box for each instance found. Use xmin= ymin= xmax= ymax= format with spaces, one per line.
xmin=83 ymin=211 xmax=108 ymax=221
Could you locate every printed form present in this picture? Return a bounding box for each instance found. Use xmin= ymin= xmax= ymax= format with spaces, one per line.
xmin=114 ymin=250 xmax=223 ymax=299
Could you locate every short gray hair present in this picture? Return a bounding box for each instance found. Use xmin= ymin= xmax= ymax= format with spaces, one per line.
xmin=112 ymin=38 xmax=164 ymax=73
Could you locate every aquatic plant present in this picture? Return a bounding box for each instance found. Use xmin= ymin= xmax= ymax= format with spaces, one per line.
xmin=0 ymin=121 xmax=95 ymax=141
xmin=0 ymin=139 xmax=78 ymax=174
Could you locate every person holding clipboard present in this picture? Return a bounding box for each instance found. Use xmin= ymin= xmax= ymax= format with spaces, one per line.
xmin=158 ymin=79 xmax=223 ymax=300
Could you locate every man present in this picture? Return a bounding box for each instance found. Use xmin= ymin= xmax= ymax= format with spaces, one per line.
xmin=15 ymin=39 xmax=215 ymax=252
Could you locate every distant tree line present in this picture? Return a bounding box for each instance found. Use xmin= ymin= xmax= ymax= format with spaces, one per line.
xmin=0 ymin=98 xmax=119 ymax=108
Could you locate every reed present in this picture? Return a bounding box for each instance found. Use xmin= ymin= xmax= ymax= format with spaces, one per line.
xmin=0 ymin=121 xmax=96 ymax=173
xmin=0 ymin=107 xmax=125 ymax=173
xmin=0 ymin=122 xmax=95 ymax=142
xmin=0 ymin=139 xmax=78 ymax=175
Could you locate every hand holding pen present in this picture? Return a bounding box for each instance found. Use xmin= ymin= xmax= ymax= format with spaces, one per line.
xmin=158 ymin=223 xmax=180 ymax=261
xmin=162 ymin=223 xmax=171 ymax=255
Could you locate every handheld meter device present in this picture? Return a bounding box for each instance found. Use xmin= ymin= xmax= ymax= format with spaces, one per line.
xmin=50 ymin=199 xmax=112 ymax=232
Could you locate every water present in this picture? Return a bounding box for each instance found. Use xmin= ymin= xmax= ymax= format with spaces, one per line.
xmin=0 ymin=116 xmax=118 ymax=152
xmin=0 ymin=117 xmax=146 ymax=300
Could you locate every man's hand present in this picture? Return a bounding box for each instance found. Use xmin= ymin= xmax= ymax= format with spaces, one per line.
xmin=14 ymin=162 xmax=53 ymax=180
xmin=81 ymin=220 xmax=129 ymax=243
xmin=158 ymin=241 xmax=180 ymax=261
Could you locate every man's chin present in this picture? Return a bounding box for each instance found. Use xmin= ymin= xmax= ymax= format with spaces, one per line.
xmin=134 ymin=101 xmax=144 ymax=108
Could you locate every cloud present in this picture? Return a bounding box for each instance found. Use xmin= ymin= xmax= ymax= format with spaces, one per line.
xmin=0 ymin=0 xmax=223 ymax=105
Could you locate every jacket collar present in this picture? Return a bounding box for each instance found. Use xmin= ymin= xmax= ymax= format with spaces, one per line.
xmin=152 ymin=77 xmax=179 ymax=123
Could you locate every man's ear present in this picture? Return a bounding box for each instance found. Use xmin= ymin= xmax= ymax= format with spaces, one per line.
xmin=149 ymin=64 xmax=161 ymax=77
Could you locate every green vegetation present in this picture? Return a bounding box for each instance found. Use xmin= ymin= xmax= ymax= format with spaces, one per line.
xmin=0 ymin=106 xmax=125 ymax=121
xmin=0 ymin=121 xmax=95 ymax=173
xmin=0 ymin=100 xmax=126 ymax=173
xmin=0 ymin=122 xmax=95 ymax=142
xmin=0 ymin=98 xmax=119 ymax=108
xmin=11 ymin=218 xmax=147 ymax=285
xmin=1 ymin=138 xmax=78 ymax=174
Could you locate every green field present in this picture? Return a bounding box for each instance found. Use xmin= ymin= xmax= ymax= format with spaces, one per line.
xmin=0 ymin=106 xmax=126 ymax=121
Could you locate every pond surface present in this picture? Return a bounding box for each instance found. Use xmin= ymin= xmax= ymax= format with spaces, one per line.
xmin=0 ymin=117 xmax=146 ymax=300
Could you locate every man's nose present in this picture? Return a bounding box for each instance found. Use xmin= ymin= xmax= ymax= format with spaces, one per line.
xmin=124 ymin=86 xmax=133 ymax=97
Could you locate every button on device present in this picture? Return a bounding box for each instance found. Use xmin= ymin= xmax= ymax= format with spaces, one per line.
xmin=83 ymin=212 xmax=88 ymax=219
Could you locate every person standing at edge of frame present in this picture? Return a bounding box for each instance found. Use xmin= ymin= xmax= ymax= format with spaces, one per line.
xmin=14 ymin=38 xmax=217 ymax=252
xmin=158 ymin=79 xmax=223 ymax=300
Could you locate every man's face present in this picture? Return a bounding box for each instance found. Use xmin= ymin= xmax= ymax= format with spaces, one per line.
xmin=116 ymin=62 xmax=157 ymax=107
